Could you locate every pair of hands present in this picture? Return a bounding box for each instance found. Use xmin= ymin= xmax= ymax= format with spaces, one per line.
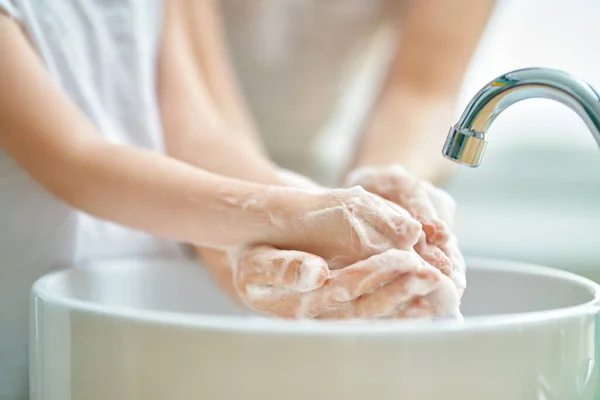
xmin=200 ymin=165 xmax=465 ymax=320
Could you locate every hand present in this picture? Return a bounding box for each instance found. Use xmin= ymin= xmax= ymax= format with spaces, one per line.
xmin=268 ymin=185 xmax=422 ymax=269
xmin=345 ymin=165 xmax=466 ymax=296
xmin=199 ymin=245 xmax=461 ymax=320
xmin=231 ymin=246 xmax=460 ymax=319
xmin=199 ymin=170 xmax=458 ymax=320
xmin=345 ymin=165 xmax=454 ymax=244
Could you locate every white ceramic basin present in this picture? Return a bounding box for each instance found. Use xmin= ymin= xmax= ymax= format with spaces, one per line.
xmin=31 ymin=258 xmax=600 ymax=399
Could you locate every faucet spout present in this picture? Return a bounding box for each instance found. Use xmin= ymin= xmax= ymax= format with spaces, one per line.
xmin=442 ymin=67 xmax=600 ymax=167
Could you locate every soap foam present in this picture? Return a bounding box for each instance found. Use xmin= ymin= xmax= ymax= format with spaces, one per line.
xmin=245 ymin=284 xmax=291 ymax=303
xmin=295 ymin=257 xmax=326 ymax=292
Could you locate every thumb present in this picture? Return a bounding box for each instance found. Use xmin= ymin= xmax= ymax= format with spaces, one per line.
xmin=234 ymin=245 xmax=330 ymax=294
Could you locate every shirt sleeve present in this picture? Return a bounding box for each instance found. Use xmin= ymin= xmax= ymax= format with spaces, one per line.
xmin=0 ymin=0 xmax=22 ymax=21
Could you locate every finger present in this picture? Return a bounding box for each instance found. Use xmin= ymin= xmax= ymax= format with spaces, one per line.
xmin=424 ymin=275 xmax=463 ymax=319
xmin=421 ymin=219 xmax=449 ymax=247
xmin=391 ymin=297 xmax=437 ymax=319
xmin=196 ymin=247 xmax=240 ymax=304
xmin=313 ymin=303 xmax=356 ymax=319
xmin=380 ymin=198 xmax=424 ymax=248
xmin=317 ymin=266 xmax=441 ymax=319
xmin=348 ymin=187 xmax=422 ymax=250
xmin=236 ymin=246 xmax=329 ymax=293
xmin=323 ymin=219 xmax=384 ymax=270
xmin=439 ymin=235 xmax=467 ymax=298
xmin=300 ymin=249 xmax=425 ymax=318
xmin=240 ymin=249 xmax=427 ymax=319
xmin=393 ymin=274 xmax=463 ymax=320
xmin=325 ymin=189 xmax=421 ymax=269
xmin=400 ymin=185 xmax=448 ymax=246
xmin=234 ymin=246 xmax=330 ymax=319
xmin=242 ymin=249 xmax=454 ymax=321
xmin=414 ymin=231 xmax=452 ymax=276
xmin=240 ymin=285 xmax=303 ymax=318
xmin=422 ymin=181 xmax=457 ymax=229
xmin=347 ymin=166 xmax=449 ymax=246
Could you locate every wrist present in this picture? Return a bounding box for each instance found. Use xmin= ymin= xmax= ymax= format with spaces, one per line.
xmin=351 ymin=91 xmax=456 ymax=184
xmin=261 ymin=185 xmax=327 ymax=248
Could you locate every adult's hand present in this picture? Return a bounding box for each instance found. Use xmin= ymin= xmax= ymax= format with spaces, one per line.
xmin=199 ymin=167 xmax=463 ymax=320
xmin=232 ymin=247 xmax=459 ymax=319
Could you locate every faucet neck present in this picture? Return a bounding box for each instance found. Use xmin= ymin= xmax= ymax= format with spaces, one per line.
xmin=457 ymin=68 xmax=600 ymax=143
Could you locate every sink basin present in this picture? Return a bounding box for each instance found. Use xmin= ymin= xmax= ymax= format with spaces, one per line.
xmin=31 ymin=258 xmax=600 ymax=399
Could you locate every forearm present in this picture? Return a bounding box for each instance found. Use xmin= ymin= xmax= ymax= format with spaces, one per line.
xmin=54 ymin=141 xmax=278 ymax=248
xmin=177 ymin=133 xmax=320 ymax=270
xmin=1 ymin=94 xmax=281 ymax=249
xmin=158 ymin=0 xmax=265 ymax=156
xmin=351 ymin=0 xmax=495 ymax=183
xmin=352 ymin=88 xmax=456 ymax=183
xmin=183 ymin=0 xmax=264 ymax=151
xmin=0 ymin=15 xmax=291 ymax=250
xmin=162 ymin=116 xmax=282 ymax=186
xmin=164 ymin=118 xmax=319 ymax=265
xmin=158 ymin=0 xmax=280 ymax=185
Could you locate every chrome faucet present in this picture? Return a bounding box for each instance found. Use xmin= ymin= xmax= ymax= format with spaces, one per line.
xmin=442 ymin=67 xmax=600 ymax=167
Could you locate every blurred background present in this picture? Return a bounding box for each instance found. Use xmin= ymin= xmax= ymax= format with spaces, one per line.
xmin=446 ymin=0 xmax=600 ymax=282
xmin=219 ymin=0 xmax=600 ymax=281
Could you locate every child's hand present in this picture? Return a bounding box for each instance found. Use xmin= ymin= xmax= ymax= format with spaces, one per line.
xmin=345 ymin=165 xmax=455 ymax=245
xmin=344 ymin=165 xmax=466 ymax=297
xmin=232 ymin=246 xmax=459 ymax=319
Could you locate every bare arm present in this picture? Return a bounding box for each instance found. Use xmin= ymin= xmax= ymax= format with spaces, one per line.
xmin=157 ymin=0 xmax=305 ymax=282
xmin=0 ymin=9 xmax=415 ymax=275
xmin=158 ymin=0 xmax=276 ymax=183
xmin=0 ymin=14 xmax=285 ymax=249
xmin=155 ymin=1 xmax=457 ymax=318
xmin=351 ymin=0 xmax=496 ymax=183
xmin=176 ymin=0 xmax=265 ymax=152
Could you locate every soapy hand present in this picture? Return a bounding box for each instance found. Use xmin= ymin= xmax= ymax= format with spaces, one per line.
xmin=199 ymin=167 xmax=463 ymax=320
xmin=232 ymin=246 xmax=460 ymax=319
xmin=269 ymin=185 xmax=423 ymax=270
xmin=345 ymin=165 xmax=466 ymax=297
xmin=345 ymin=165 xmax=455 ymax=243
xmin=198 ymin=170 xmax=429 ymax=319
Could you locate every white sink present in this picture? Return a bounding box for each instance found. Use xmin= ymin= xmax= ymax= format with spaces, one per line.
xmin=31 ymin=257 xmax=600 ymax=399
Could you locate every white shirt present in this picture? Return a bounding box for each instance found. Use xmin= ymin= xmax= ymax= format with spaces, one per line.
xmin=0 ymin=1 xmax=185 ymax=398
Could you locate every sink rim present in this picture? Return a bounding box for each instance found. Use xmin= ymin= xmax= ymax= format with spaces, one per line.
xmin=31 ymin=257 xmax=600 ymax=336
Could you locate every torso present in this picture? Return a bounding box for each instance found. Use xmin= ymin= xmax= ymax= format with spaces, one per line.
xmin=221 ymin=0 xmax=402 ymax=182
xmin=0 ymin=1 xmax=185 ymax=397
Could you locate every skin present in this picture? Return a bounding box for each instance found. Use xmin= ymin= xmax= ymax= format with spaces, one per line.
xmin=158 ymin=0 xmax=484 ymax=318
xmin=0 ymin=7 xmax=418 ymax=273
xmin=158 ymin=0 xmax=442 ymax=317
xmin=351 ymin=0 xmax=497 ymax=183
xmin=0 ymin=0 xmax=491 ymax=321
xmin=158 ymin=0 xmax=281 ymax=186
